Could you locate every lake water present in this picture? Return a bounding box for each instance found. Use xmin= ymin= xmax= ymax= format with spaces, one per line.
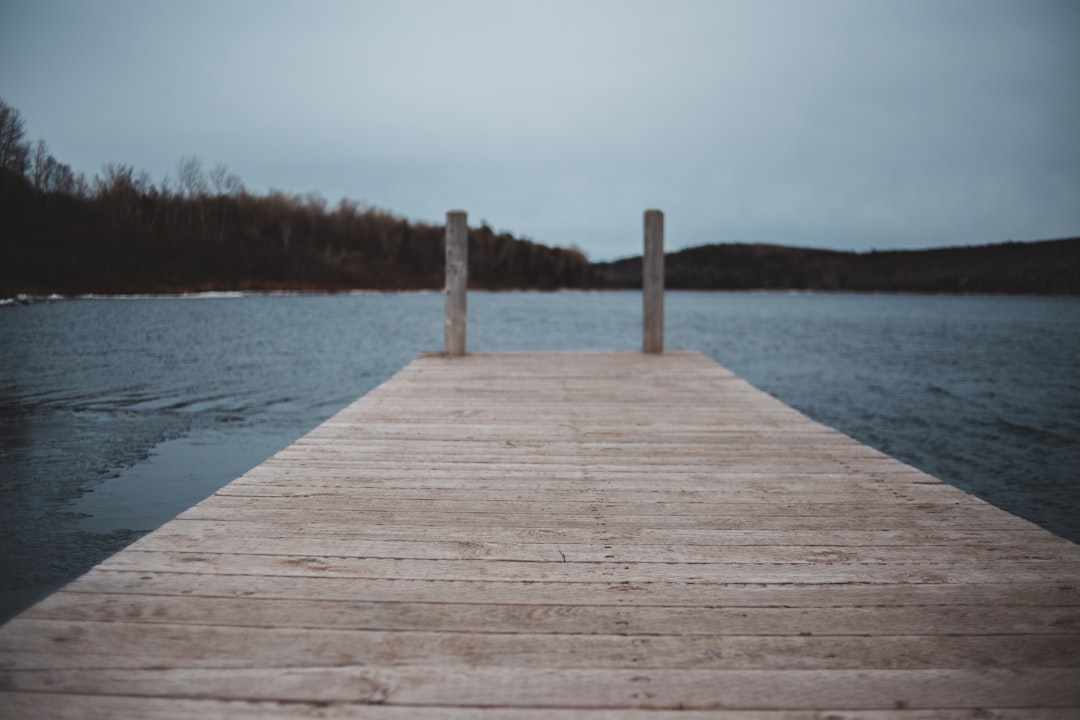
xmin=2 ymin=291 xmax=1078 ymax=622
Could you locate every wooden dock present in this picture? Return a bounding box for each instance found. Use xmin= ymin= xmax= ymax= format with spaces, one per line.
xmin=2 ymin=350 xmax=1079 ymax=718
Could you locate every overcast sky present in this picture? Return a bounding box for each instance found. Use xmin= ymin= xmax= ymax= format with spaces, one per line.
xmin=2 ymin=0 xmax=1077 ymax=260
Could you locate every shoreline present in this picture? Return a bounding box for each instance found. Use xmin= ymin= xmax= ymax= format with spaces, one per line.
xmin=6 ymin=287 xmax=1080 ymax=306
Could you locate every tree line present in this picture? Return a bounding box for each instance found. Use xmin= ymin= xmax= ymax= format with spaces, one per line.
xmin=593 ymin=238 xmax=1080 ymax=295
xmin=5 ymin=98 xmax=1075 ymax=297
xmin=0 ymin=99 xmax=592 ymax=296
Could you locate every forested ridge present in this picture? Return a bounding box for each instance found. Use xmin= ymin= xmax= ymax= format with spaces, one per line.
xmin=594 ymin=238 xmax=1080 ymax=295
xmin=3 ymin=99 xmax=1077 ymax=297
xmin=0 ymin=99 xmax=591 ymax=296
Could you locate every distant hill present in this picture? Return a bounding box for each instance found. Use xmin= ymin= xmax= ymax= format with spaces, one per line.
xmin=590 ymin=237 xmax=1080 ymax=294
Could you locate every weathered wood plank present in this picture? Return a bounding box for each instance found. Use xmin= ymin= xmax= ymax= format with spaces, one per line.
xmin=158 ymin=518 xmax=1066 ymax=550
xmin=5 ymin=666 xmax=1080 ymax=709
xmin=58 ymin=570 xmax=1080 ymax=608
xmin=177 ymin=502 xmax=1040 ymax=531
xmin=207 ymin=486 xmax=993 ymax=509
xmin=224 ymin=473 xmax=967 ymax=493
xmin=18 ymin=592 xmax=1080 ymax=636
xmin=5 ymin=693 xmax=1076 ymax=720
xmin=125 ymin=530 xmax=1077 ymax=564
xmin=231 ymin=467 xmax=941 ymax=487
xmin=5 ymin=619 xmax=1077 ymax=671
xmin=94 ymin=549 xmax=1080 ymax=585
xmin=215 ymin=477 xmax=981 ymax=496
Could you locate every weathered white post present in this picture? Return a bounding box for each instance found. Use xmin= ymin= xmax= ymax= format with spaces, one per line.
xmin=444 ymin=210 xmax=468 ymax=356
xmin=643 ymin=209 xmax=664 ymax=353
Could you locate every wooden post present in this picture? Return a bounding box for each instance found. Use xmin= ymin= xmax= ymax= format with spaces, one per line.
xmin=643 ymin=209 xmax=664 ymax=353
xmin=444 ymin=210 xmax=468 ymax=356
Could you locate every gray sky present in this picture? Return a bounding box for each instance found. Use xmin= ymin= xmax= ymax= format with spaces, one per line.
xmin=2 ymin=0 xmax=1078 ymax=260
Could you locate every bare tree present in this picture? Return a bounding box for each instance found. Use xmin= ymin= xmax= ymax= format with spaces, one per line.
xmin=48 ymin=161 xmax=75 ymax=195
xmin=94 ymin=163 xmax=139 ymax=225
xmin=176 ymin=154 xmax=208 ymax=198
xmin=32 ymin=139 xmax=50 ymax=189
xmin=208 ymin=163 xmax=242 ymax=196
xmin=176 ymin=154 xmax=212 ymax=236
xmin=0 ymin=99 xmax=30 ymax=178
xmin=28 ymin=139 xmax=74 ymax=194
xmin=73 ymin=171 xmax=90 ymax=198
xmin=133 ymin=168 xmax=153 ymax=196
xmin=267 ymin=191 xmax=296 ymax=250
xmin=96 ymin=162 xmax=135 ymax=196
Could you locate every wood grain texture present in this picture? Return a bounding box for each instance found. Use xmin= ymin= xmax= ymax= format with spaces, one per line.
xmin=2 ymin=350 xmax=1078 ymax=718
xmin=443 ymin=210 xmax=468 ymax=356
xmin=643 ymin=209 xmax=664 ymax=353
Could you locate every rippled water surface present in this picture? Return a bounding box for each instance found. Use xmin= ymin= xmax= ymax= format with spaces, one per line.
xmin=2 ymin=291 xmax=1078 ymax=621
